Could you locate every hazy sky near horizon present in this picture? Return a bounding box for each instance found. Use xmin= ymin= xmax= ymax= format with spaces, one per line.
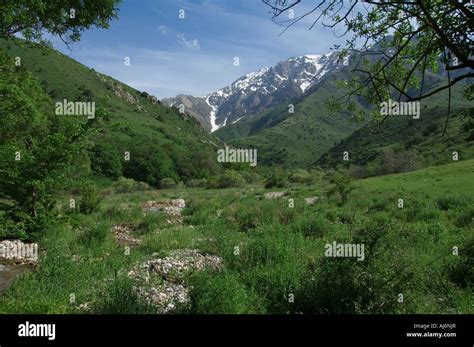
xmin=55 ymin=0 xmax=351 ymax=98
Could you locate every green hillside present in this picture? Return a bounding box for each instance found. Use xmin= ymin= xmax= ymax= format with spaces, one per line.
xmin=317 ymin=85 xmax=473 ymax=175
xmin=0 ymin=39 xmax=222 ymax=186
xmin=215 ymin=71 xmax=366 ymax=168
xmin=355 ymin=159 xmax=474 ymax=197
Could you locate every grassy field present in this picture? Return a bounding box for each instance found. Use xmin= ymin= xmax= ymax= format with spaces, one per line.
xmin=0 ymin=160 xmax=472 ymax=314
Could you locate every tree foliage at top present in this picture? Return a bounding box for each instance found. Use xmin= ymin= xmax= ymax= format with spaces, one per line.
xmin=0 ymin=0 xmax=121 ymax=46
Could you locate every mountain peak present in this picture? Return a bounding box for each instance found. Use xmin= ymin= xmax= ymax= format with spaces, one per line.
xmin=164 ymin=51 xmax=344 ymax=132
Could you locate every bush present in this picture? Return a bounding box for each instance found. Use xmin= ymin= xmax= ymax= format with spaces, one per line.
xmin=327 ymin=171 xmax=353 ymax=204
xmin=114 ymin=177 xmax=150 ymax=194
xmin=185 ymin=179 xmax=207 ymax=188
xmin=78 ymin=183 xmax=101 ymax=214
xmin=454 ymin=206 xmax=474 ymax=228
xmin=136 ymin=213 xmax=167 ymax=234
xmin=89 ymin=142 xmax=123 ymax=179
xmin=0 ymin=210 xmax=49 ymax=241
xmin=347 ymin=164 xmax=369 ymax=179
xmin=94 ymin=275 xmax=156 ymax=314
xmin=188 ymin=272 xmax=261 ymax=314
xmin=240 ymin=171 xmax=260 ymax=184
xmin=377 ymin=148 xmax=422 ymax=175
xmin=288 ymin=169 xmax=313 ymax=184
xmin=78 ymin=221 xmax=109 ymax=245
xmin=291 ymin=214 xmax=331 ymax=238
xmin=436 ymin=194 xmax=469 ymax=211
xmin=159 ymin=178 xmax=176 ymax=189
xmin=264 ymin=169 xmax=288 ymax=189
xmin=122 ymin=142 xmax=176 ymax=187
xmin=448 ymin=238 xmax=474 ymax=287
xmin=296 ymin=257 xmax=364 ymax=313
xmin=209 ymin=170 xmax=245 ymax=189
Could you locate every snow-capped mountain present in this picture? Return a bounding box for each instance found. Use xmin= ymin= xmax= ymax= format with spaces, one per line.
xmin=163 ymin=52 xmax=347 ymax=132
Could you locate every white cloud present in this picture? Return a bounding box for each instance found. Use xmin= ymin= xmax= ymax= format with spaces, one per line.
xmin=176 ymin=33 xmax=200 ymax=50
xmin=158 ymin=25 xmax=168 ymax=34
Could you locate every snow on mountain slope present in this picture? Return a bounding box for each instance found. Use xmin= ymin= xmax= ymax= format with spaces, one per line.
xmin=163 ymin=51 xmax=347 ymax=132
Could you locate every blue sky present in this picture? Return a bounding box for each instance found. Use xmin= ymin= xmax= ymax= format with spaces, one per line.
xmin=55 ymin=0 xmax=350 ymax=98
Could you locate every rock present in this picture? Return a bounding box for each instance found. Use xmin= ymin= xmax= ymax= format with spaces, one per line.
xmin=146 ymin=249 xmax=223 ymax=281
xmin=142 ymin=199 xmax=186 ymax=223
xmin=264 ymin=191 xmax=286 ymax=199
xmin=304 ymin=197 xmax=319 ymax=205
xmin=129 ymin=249 xmax=223 ymax=313
xmin=77 ymin=302 xmax=91 ymax=312
xmin=136 ymin=281 xmax=189 ymax=313
xmin=112 ymin=224 xmax=141 ymax=246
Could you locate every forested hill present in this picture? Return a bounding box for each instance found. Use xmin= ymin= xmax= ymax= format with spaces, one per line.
xmin=0 ymin=39 xmax=223 ymax=186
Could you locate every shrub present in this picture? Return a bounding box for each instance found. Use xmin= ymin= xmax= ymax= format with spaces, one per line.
xmin=369 ymin=197 xmax=390 ymax=212
xmin=210 ymin=170 xmax=245 ymax=189
xmin=454 ymin=206 xmax=474 ymax=228
xmin=136 ymin=213 xmax=167 ymax=234
xmin=291 ymin=214 xmax=331 ymax=238
xmin=94 ymin=276 xmax=156 ymax=314
xmin=436 ymin=194 xmax=469 ymax=211
xmin=240 ymin=170 xmax=260 ymax=184
xmin=185 ymin=179 xmax=207 ymax=188
xmin=159 ymin=177 xmax=176 ymax=189
xmin=78 ymin=183 xmax=101 ymax=214
xmin=296 ymin=257 xmax=363 ymax=313
xmin=347 ymin=164 xmax=369 ymax=179
xmin=327 ymin=171 xmax=353 ymax=204
xmin=89 ymin=142 xmax=123 ymax=179
xmin=377 ymin=148 xmax=421 ymax=175
xmin=448 ymin=238 xmax=474 ymax=288
xmin=122 ymin=142 xmax=176 ymax=187
xmin=113 ymin=177 xmax=150 ymax=194
xmin=78 ymin=221 xmax=109 ymax=245
xmin=264 ymin=169 xmax=288 ymax=189
xmin=0 ymin=210 xmax=48 ymax=241
xmin=288 ymin=169 xmax=313 ymax=184
xmin=187 ymin=272 xmax=261 ymax=314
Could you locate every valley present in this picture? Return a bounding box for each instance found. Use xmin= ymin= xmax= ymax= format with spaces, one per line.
xmin=0 ymin=0 xmax=472 ymax=318
xmin=1 ymin=160 xmax=472 ymax=313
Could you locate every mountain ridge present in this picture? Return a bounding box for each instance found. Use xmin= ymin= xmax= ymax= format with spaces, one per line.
xmin=163 ymin=52 xmax=348 ymax=132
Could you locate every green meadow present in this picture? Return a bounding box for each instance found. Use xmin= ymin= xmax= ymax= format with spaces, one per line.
xmin=1 ymin=160 xmax=472 ymax=314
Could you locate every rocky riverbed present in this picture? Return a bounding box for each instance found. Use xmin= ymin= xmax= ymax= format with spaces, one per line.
xmin=128 ymin=249 xmax=223 ymax=313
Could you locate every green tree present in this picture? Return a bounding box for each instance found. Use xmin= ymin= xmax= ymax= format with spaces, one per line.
xmin=0 ymin=0 xmax=120 ymax=236
xmin=0 ymin=0 xmax=121 ymax=46
xmin=123 ymin=142 xmax=177 ymax=187
xmin=327 ymin=171 xmax=354 ymax=204
xmin=0 ymin=51 xmax=88 ymax=231
xmin=90 ymin=142 xmax=123 ymax=179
